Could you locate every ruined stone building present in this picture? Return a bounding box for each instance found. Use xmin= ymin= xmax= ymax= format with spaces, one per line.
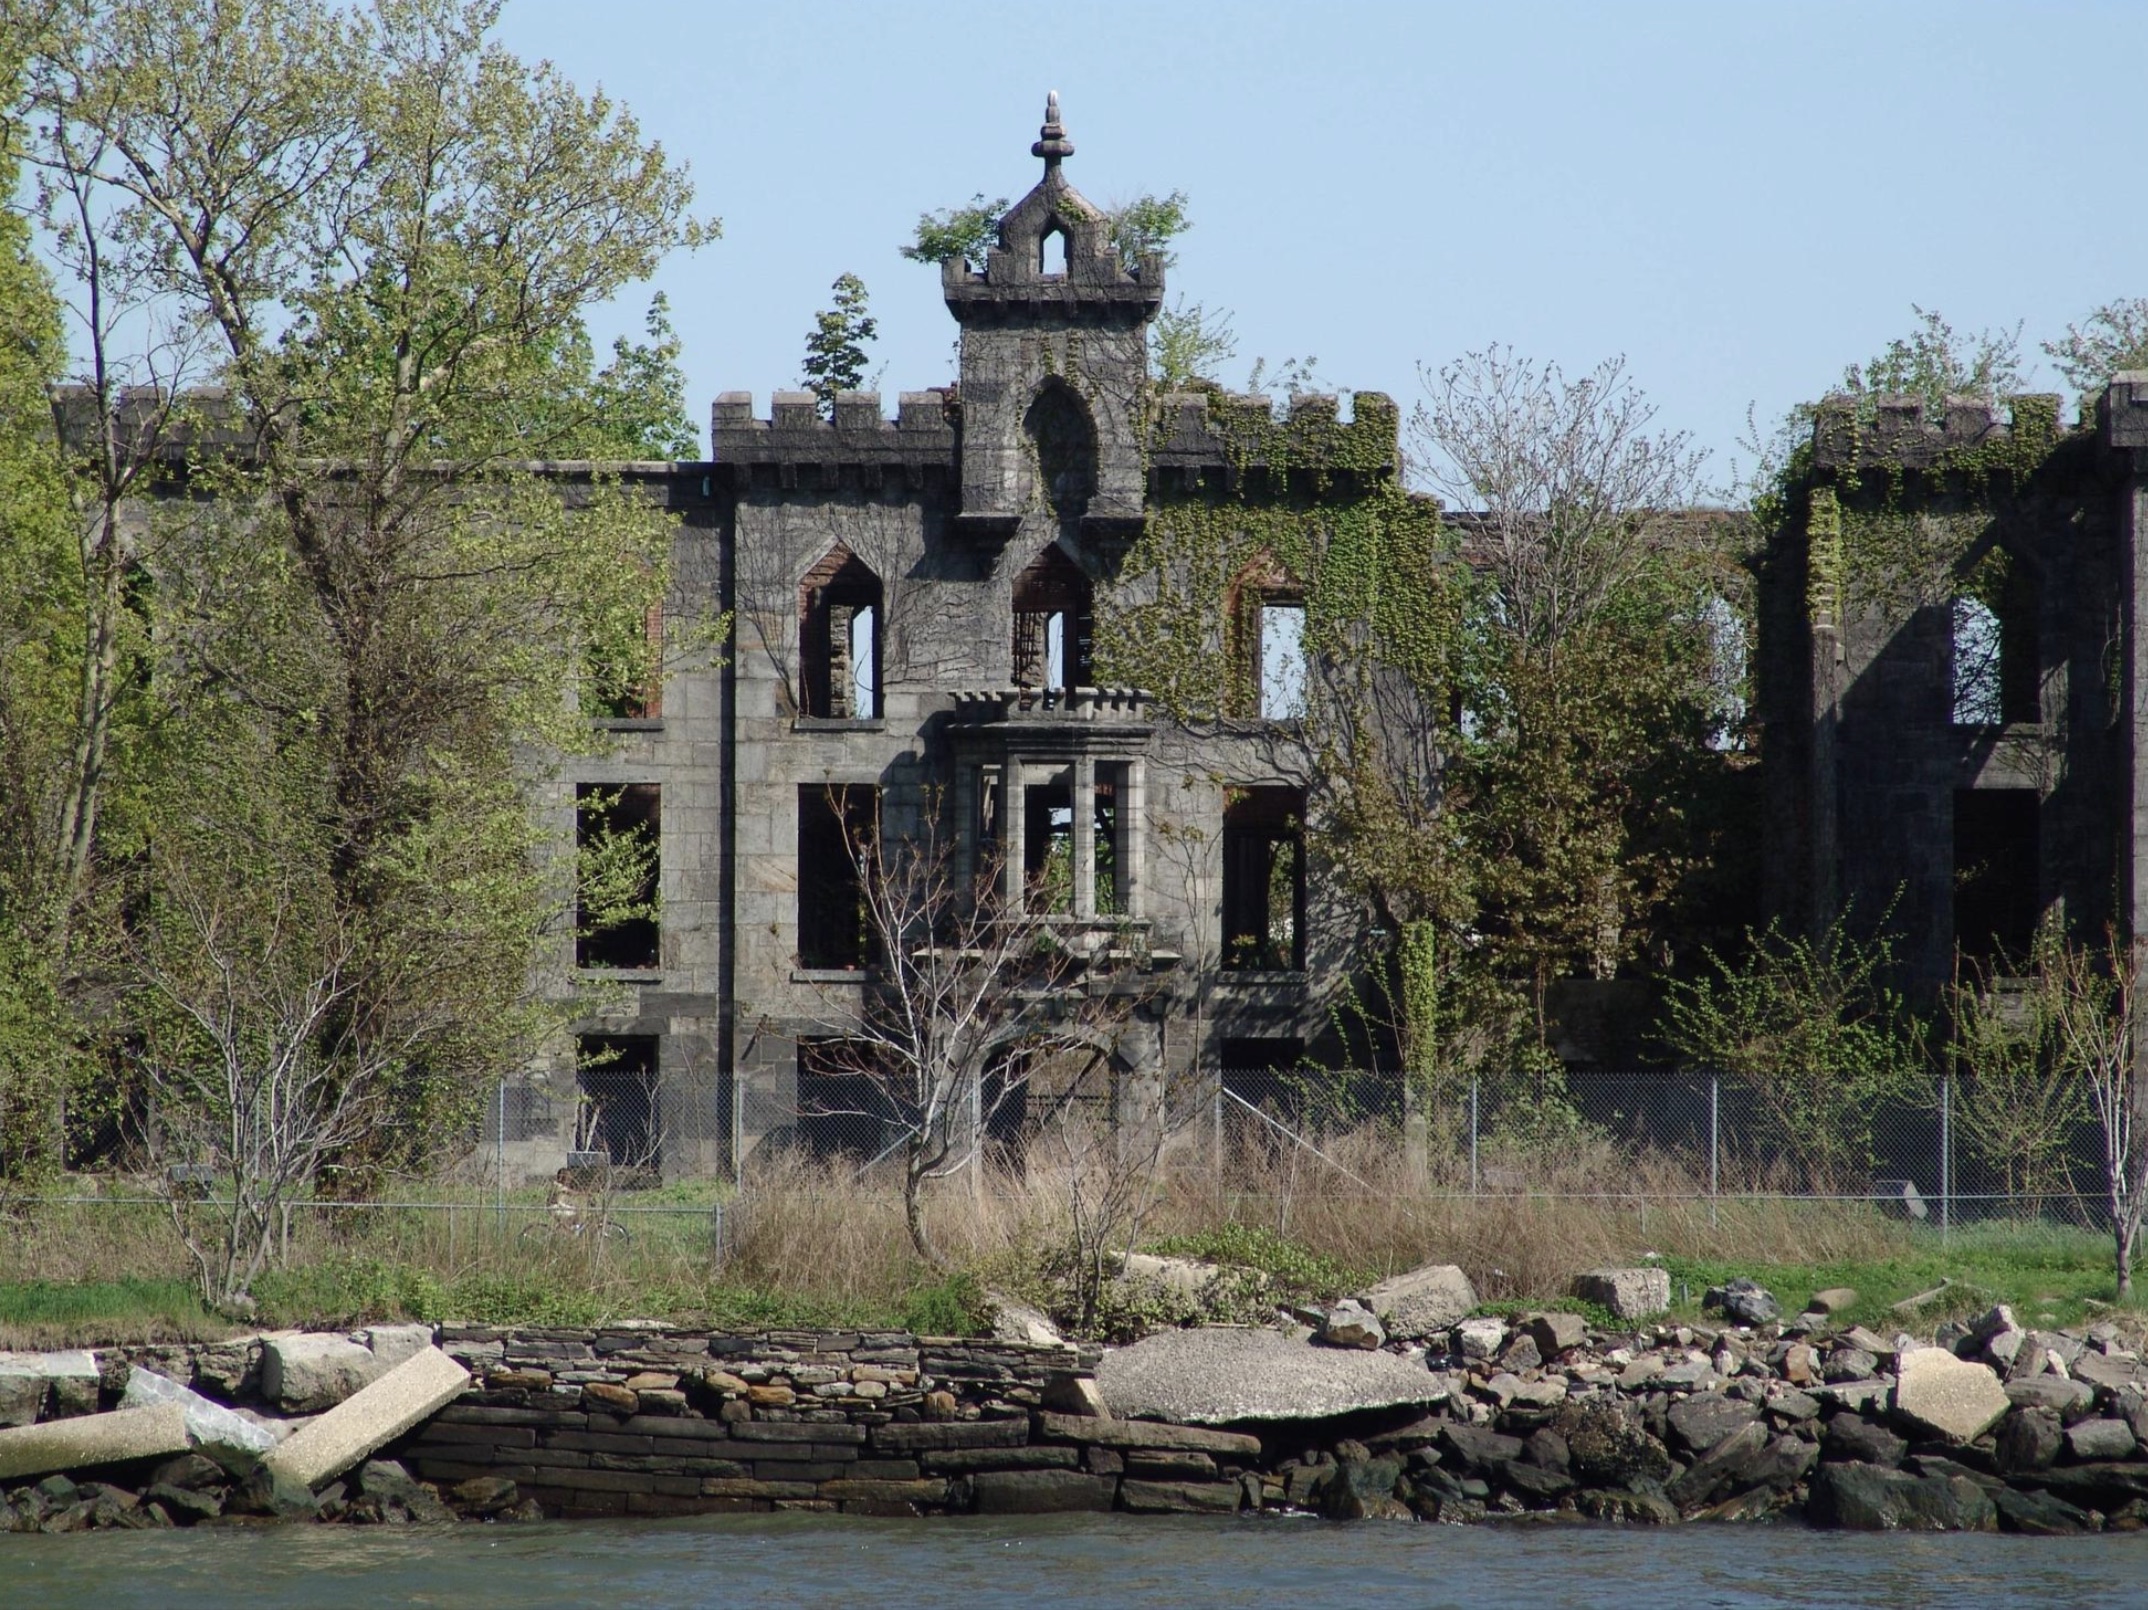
xmin=522 ymin=98 xmax=1400 ymax=1179
xmin=1759 ymin=377 xmax=2148 ymax=1004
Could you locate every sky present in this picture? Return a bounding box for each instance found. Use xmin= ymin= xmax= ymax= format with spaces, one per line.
xmin=492 ymin=1 xmax=2141 ymax=484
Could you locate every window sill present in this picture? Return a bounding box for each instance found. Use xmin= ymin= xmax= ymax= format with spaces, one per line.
xmin=792 ymin=967 xmax=871 ymax=983
xmin=1217 ymin=969 xmax=1309 ymax=986
xmin=578 ymin=968 xmax=663 ymax=984
xmin=590 ymin=717 xmax=664 ymax=733
xmin=793 ymin=717 xmax=885 ymax=733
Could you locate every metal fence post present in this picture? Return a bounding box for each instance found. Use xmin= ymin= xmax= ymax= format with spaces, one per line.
xmin=1940 ymin=1071 xmax=1952 ymax=1241
xmin=1469 ymin=1075 xmax=1480 ymax=1197
xmin=495 ymin=1076 xmax=507 ymax=1240
xmin=1708 ymin=1072 xmax=1720 ymax=1232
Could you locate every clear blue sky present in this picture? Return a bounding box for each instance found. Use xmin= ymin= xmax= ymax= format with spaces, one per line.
xmin=496 ymin=0 xmax=2148 ymax=480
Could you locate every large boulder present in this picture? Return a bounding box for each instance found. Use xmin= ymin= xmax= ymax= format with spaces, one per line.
xmin=1704 ymin=1278 xmax=1780 ymax=1326
xmin=260 ymin=1334 xmax=382 ymax=1414
xmin=1357 ymin=1262 xmax=1478 ymax=1340
xmin=1571 ymin=1267 xmax=1671 ymax=1321
xmin=1894 ymin=1347 xmax=2009 ymax=1445
xmin=1808 ymin=1461 xmax=1997 ymax=1531
xmin=1095 ymin=1327 xmax=1448 ymax=1424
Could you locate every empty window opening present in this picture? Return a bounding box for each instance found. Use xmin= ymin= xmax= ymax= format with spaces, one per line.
xmin=1257 ymin=600 xmax=1308 ymax=720
xmin=800 ymin=547 xmax=882 ymax=718
xmin=1040 ymin=224 xmax=1067 ymax=278
xmin=1952 ymin=554 xmax=2038 ymax=727
xmin=1012 ymin=544 xmax=1093 ymax=689
xmin=796 ymin=1038 xmax=902 ymax=1162
xmin=587 ymin=601 xmax=663 ymax=720
xmin=575 ymin=783 xmax=660 ymax=970
xmin=1699 ymin=593 xmax=1746 ymax=750
xmin=1954 ymin=788 xmax=2040 ymax=965
xmin=1222 ymin=787 xmax=1307 ymax=970
xmin=1093 ymin=772 xmax=1120 ymax=916
xmin=1025 ymin=780 xmax=1075 ymax=913
xmin=575 ymin=1033 xmax=659 ymax=1169
xmin=798 ymin=785 xmax=877 ymax=969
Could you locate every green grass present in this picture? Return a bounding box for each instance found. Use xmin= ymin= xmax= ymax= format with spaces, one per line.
xmin=0 ymin=1256 xmax=991 ymax=1342
xmin=1660 ymin=1221 xmax=2135 ymax=1334
xmin=0 ymin=1277 xmax=225 ymax=1346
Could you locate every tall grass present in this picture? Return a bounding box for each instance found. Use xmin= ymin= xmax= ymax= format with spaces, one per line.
xmin=0 ymin=1123 xmax=2126 ymax=1343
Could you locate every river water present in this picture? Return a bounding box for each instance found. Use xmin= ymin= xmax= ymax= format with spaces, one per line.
xmin=6 ymin=1514 xmax=2144 ymax=1610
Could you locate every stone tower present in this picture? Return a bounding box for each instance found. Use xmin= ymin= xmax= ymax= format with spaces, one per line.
xmin=943 ymin=93 xmax=1164 ymax=539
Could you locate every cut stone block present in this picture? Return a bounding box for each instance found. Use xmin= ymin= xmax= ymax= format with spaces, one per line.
xmin=0 ymin=1403 xmax=189 ymax=1481
xmin=1571 ymin=1268 xmax=1671 ymax=1321
xmin=261 ymin=1334 xmax=383 ymax=1413
xmin=363 ymin=1325 xmax=437 ymax=1371
xmin=121 ymin=1368 xmax=276 ymax=1456
xmin=0 ymin=1349 xmax=100 ymax=1425
xmin=263 ymin=1347 xmax=469 ymax=1491
xmin=1358 ymin=1263 xmax=1478 ymax=1340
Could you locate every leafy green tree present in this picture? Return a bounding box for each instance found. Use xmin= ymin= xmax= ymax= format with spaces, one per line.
xmin=799 ymin=272 xmax=877 ymax=415
xmin=0 ymin=50 xmax=87 ymax=1183
xmin=1151 ymin=297 xmax=1236 ymax=390
xmin=1662 ymin=919 xmax=1930 ymax=1189
xmin=898 ymin=194 xmax=1008 ymax=269
xmin=1839 ymin=305 xmax=2023 ymax=412
xmin=13 ymin=0 xmax=712 ymax=1283
xmin=2045 ymin=298 xmax=2148 ymax=402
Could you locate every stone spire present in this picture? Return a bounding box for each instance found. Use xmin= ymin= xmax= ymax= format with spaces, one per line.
xmin=1032 ymin=90 xmax=1074 ymax=170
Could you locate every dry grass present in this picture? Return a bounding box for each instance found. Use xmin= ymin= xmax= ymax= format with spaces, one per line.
xmin=0 ymin=1124 xmax=2108 ymax=1340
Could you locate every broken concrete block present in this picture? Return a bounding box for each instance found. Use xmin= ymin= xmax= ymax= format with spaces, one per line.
xmin=260 ymin=1333 xmax=382 ymax=1413
xmin=1895 ymin=1347 xmax=2010 ymax=1444
xmin=0 ymin=1351 xmax=101 ymax=1426
xmin=121 ymin=1368 xmax=276 ymax=1456
xmin=0 ymin=1403 xmax=189 ymax=1481
xmin=263 ymin=1346 xmax=468 ymax=1491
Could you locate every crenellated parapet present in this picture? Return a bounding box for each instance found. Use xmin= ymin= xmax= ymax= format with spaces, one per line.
xmin=709 ymin=389 xmax=958 ymax=489
xmin=1810 ymin=391 xmax=2065 ymax=474
xmin=1147 ymin=389 xmax=1399 ymax=483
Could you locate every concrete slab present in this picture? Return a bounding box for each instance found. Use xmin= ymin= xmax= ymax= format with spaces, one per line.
xmin=0 ymin=1403 xmax=190 ymax=1481
xmin=1095 ymin=1327 xmax=1448 ymax=1424
xmin=263 ymin=1347 xmax=470 ymax=1490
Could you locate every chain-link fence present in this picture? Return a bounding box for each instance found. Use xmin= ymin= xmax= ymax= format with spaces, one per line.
xmin=1215 ymin=1066 xmax=2112 ymax=1229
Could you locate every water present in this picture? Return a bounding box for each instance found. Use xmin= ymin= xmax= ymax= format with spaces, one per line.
xmin=5 ymin=1514 xmax=2144 ymax=1610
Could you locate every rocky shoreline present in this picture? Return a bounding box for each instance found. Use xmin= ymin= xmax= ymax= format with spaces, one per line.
xmin=3 ymin=1268 xmax=2146 ymax=1536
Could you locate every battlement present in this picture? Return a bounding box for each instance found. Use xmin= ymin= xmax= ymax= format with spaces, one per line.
xmin=1811 ymin=391 xmax=2065 ymax=472
xmin=709 ymin=389 xmax=959 ymax=475
xmin=1148 ymin=389 xmax=1400 ymax=477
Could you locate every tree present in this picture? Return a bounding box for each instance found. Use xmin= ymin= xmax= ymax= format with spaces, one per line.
xmin=1839 ymin=305 xmax=2024 ymax=414
xmin=2027 ymin=932 xmax=2147 ymax=1297
xmin=1150 ymin=298 xmax=1236 ymax=390
xmin=1949 ymin=931 xmax=2093 ymax=1204
xmin=799 ymin=272 xmax=877 ymax=415
xmin=2045 ymin=299 xmax=2148 ymax=402
xmin=1661 ymin=918 xmax=1929 ymax=1189
xmin=898 ymin=194 xmax=1008 ymax=270
xmin=1411 ymin=349 xmax=1740 ymax=1004
xmin=12 ymin=0 xmax=711 ymax=1232
xmin=793 ymin=790 xmax=1143 ymax=1267
xmin=0 ymin=48 xmax=88 ymax=1184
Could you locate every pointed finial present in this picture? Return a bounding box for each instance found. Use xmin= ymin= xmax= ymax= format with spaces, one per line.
xmin=1032 ymin=89 xmax=1074 ymax=167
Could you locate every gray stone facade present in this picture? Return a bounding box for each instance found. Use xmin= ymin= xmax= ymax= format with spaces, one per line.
xmin=541 ymin=97 xmax=1393 ymax=1179
xmin=1760 ymin=378 xmax=2148 ymax=1003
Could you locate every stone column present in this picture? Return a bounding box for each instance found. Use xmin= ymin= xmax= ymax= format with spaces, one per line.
xmin=952 ymin=762 xmax=975 ymax=899
xmin=1125 ymin=758 xmax=1147 ymax=919
xmin=1072 ymin=755 xmax=1096 ymax=919
xmin=1001 ymin=760 xmax=1027 ymax=911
